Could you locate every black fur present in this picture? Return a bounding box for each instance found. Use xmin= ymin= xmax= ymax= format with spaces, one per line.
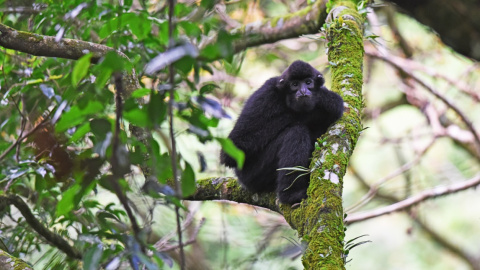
xmin=221 ymin=60 xmax=344 ymax=204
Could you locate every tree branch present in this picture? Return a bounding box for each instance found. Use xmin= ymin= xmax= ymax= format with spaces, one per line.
xmin=230 ymin=0 xmax=327 ymax=54
xmin=345 ymin=174 xmax=480 ymax=224
xmin=0 ymin=195 xmax=82 ymax=259
xmin=0 ymin=24 xmax=113 ymax=62
xmin=0 ymin=23 xmax=139 ymax=93
xmin=186 ymin=177 xmax=279 ymax=212
xmin=0 ymin=250 xmax=32 ymax=270
xmin=350 ymin=167 xmax=480 ymax=269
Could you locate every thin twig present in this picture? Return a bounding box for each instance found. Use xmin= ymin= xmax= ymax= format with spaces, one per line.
xmin=167 ymin=0 xmax=186 ymax=268
xmin=366 ymin=48 xmax=480 ymax=153
xmin=158 ymin=218 xmax=207 ymax=252
xmin=154 ymin=206 xmax=198 ymax=250
xmin=111 ymin=72 xmax=141 ymax=236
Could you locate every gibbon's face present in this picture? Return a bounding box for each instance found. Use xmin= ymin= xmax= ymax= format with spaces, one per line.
xmin=284 ymin=76 xmax=318 ymax=112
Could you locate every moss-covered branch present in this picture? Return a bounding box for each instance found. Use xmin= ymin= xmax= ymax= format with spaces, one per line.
xmin=0 ymin=250 xmax=32 ymax=270
xmin=230 ymin=0 xmax=328 ymax=53
xmin=0 ymin=23 xmax=113 ymax=62
xmin=187 ymin=177 xmax=279 ymax=212
xmin=0 ymin=195 xmax=82 ymax=259
xmin=0 ymin=23 xmax=139 ymax=93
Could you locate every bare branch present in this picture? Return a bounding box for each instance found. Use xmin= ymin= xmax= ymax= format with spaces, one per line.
xmin=366 ymin=47 xmax=480 ymax=153
xmin=346 ymin=174 xmax=480 ymax=224
xmin=350 ymin=167 xmax=480 ymax=269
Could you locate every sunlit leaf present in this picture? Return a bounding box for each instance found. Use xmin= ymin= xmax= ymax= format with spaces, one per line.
xmin=131 ymin=88 xmax=151 ymax=98
xmin=124 ymin=13 xmax=152 ymax=40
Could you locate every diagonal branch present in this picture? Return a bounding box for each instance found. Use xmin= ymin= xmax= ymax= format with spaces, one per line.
xmin=0 ymin=195 xmax=82 ymax=259
xmin=345 ymin=174 xmax=480 ymax=224
xmin=366 ymin=47 xmax=480 ymax=154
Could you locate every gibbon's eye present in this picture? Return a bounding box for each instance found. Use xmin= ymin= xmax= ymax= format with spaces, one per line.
xmin=291 ymin=82 xmax=298 ymax=87
xmin=305 ymin=79 xmax=312 ymax=85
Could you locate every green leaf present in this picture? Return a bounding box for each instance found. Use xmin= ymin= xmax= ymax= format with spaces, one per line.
xmin=181 ymin=162 xmax=196 ymax=197
xmin=72 ymin=53 xmax=92 ymax=86
xmin=83 ymin=244 xmax=103 ymax=270
xmin=95 ymin=68 xmax=113 ymax=88
xmin=102 ymin=51 xmax=131 ymax=72
xmin=131 ymin=88 xmax=151 ymax=98
xmin=68 ymin=122 xmax=91 ymax=143
xmin=128 ymin=14 xmax=152 ymax=40
xmin=199 ymin=83 xmax=219 ymax=95
xmin=124 ymin=108 xmax=151 ymax=127
xmin=56 ymin=101 xmax=104 ymax=132
xmin=199 ymin=44 xmax=220 ymax=60
xmin=148 ymin=92 xmax=167 ymax=126
xmin=179 ymin=21 xmax=201 ymax=38
xmin=216 ymin=138 xmax=245 ymax=169
xmin=99 ymin=17 xmax=119 ymax=39
xmin=56 ymin=184 xmax=82 ymax=217
xmin=200 ymin=0 xmax=216 ymax=9
xmin=90 ymin=118 xmax=112 ymax=140
xmin=174 ymin=56 xmax=195 ymax=75
xmin=155 ymin=153 xmax=173 ymax=183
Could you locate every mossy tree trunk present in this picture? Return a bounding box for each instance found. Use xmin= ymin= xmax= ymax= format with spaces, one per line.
xmin=281 ymin=1 xmax=365 ymax=269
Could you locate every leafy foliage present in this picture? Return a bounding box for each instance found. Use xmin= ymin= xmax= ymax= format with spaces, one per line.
xmin=0 ymin=0 xmax=246 ymax=268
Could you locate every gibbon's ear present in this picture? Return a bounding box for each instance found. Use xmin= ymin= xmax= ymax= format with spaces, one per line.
xmin=276 ymin=77 xmax=286 ymax=91
xmin=316 ymin=73 xmax=325 ymax=86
